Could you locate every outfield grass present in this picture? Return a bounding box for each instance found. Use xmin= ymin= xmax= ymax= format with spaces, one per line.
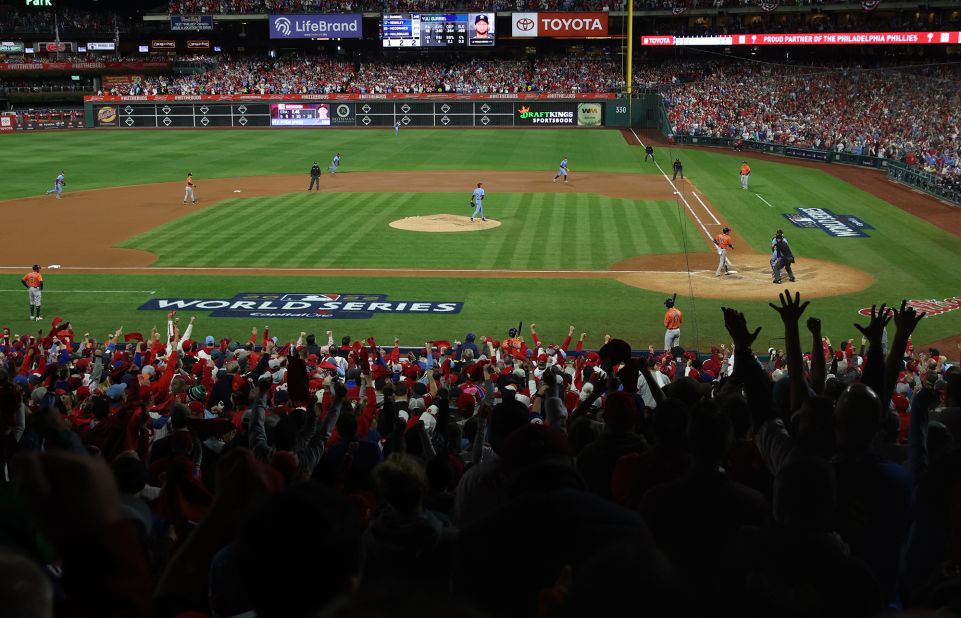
xmin=119 ymin=192 xmax=700 ymax=269
xmin=2 ymin=128 xmax=653 ymax=200
xmin=3 ymin=129 xmax=961 ymax=347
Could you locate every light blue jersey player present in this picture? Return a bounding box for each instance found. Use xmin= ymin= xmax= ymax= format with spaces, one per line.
xmin=553 ymin=156 xmax=569 ymax=183
xmin=329 ymin=152 xmax=341 ymax=175
xmin=45 ymin=170 xmax=65 ymax=199
xmin=394 ymin=121 xmax=401 ymax=136
xmin=470 ymin=182 xmax=486 ymax=222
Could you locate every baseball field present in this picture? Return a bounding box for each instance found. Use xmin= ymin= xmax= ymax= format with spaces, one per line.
xmin=1 ymin=127 xmax=959 ymax=351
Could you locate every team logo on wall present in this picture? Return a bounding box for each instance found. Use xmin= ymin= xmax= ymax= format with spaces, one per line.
xmin=783 ymin=207 xmax=872 ymax=237
xmin=759 ymin=1 xmax=779 ymax=12
xmin=96 ymin=106 xmax=118 ymax=126
xmin=139 ymin=292 xmax=464 ymax=319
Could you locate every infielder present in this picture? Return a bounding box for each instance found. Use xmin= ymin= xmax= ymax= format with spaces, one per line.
xmin=553 ymin=156 xmax=569 ymax=183
xmin=714 ymin=226 xmax=734 ymax=276
xmin=469 ymin=182 xmax=486 ymax=222
xmin=329 ymin=153 xmax=341 ymax=175
xmin=45 ymin=170 xmax=65 ymax=199
xmin=183 ymin=172 xmax=196 ymax=204
xmin=308 ymin=162 xmax=321 ymax=191
xmin=21 ymin=264 xmax=43 ymax=321
xmin=394 ymin=121 xmax=401 ymax=136
xmin=740 ymin=161 xmax=751 ymax=190
xmin=663 ymin=295 xmax=682 ymax=352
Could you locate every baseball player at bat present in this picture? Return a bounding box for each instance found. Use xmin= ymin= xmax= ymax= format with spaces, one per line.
xmin=713 ymin=226 xmax=734 ymax=276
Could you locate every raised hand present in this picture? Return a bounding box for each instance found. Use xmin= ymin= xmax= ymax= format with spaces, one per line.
xmin=853 ymin=303 xmax=891 ymax=347
xmin=722 ymin=307 xmax=761 ymax=349
xmin=806 ymin=316 xmax=821 ymax=336
xmin=891 ymin=300 xmax=926 ymax=337
xmin=769 ymin=289 xmax=809 ymax=325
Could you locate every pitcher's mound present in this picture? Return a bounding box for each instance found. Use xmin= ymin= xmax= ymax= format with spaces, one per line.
xmin=389 ymin=214 xmax=501 ymax=232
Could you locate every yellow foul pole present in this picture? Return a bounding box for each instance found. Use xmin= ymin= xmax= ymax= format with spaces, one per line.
xmin=626 ymin=0 xmax=634 ymax=97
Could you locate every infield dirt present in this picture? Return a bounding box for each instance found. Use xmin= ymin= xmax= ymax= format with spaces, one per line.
xmin=0 ymin=169 xmax=873 ymax=301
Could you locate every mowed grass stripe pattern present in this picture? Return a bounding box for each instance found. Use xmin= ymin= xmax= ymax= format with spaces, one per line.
xmin=2 ymin=129 xmax=653 ymax=200
xmin=120 ymin=192 xmax=700 ymax=270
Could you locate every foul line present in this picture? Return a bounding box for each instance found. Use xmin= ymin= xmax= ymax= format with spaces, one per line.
xmin=756 ymin=194 xmax=776 ymax=208
xmin=630 ymin=130 xmax=716 ymax=243
xmin=0 ymin=265 xmax=694 ymax=276
xmin=692 ymin=191 xmax=721 ymax=225
xmin=0 ymin=289 xmax=156 ymax=294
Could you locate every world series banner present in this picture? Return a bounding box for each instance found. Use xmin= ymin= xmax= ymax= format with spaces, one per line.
xmin=139 ymin=292 xmax=464 ymax=320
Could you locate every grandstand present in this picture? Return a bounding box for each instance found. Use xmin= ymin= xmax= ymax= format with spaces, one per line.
xmin=3 ymin=1 xmax=961 ymax=617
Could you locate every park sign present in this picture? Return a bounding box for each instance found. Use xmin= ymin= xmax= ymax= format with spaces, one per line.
xmin=783 ymin=207 xmax=872 ymax=238
xmin=139 ymin=292 xmax=463 ymax=320
xmin=170 ymin=15 xmax=214 ymax=31
xmin=511 ymin=12 xmax=608 ymax=38
xmin=269 ymin=14 xmax=363 ymax=39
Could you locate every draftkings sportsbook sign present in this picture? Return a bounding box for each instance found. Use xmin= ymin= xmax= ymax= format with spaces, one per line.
xmin=139 ymin=293 xmax=463 ymax=320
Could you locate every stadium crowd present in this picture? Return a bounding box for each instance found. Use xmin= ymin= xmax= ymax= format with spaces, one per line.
xmin=102 ymin=55 xmax=625 ymax=96
xmin=662 ymin=61 xmax=961 ymax=178
xmin=0 ymin=8 xmax=126 ymax=33
xmin=1 ymin=292 xmax=960 ymax=617
xmin=166 ymin=0 xmax=625 ymax=14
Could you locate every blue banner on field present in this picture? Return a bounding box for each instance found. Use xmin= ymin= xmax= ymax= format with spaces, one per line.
xmin=138 ymin=292 xmax=463 ymax=320
xmin=783 ymin=207 xmax=873 ymax=238
xmin=170 ymin=15 xmax=214 ymax=31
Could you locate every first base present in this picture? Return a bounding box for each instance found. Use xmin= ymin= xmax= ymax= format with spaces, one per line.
xmin=233 ymin=189 xmax=242 ymax=193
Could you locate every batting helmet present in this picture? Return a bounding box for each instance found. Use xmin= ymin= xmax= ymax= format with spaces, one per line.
xmin=32 ymin=264 xmax=40 ymax=272
xmin=722 ymin=227 xmax=730 ymax=233
xmin=664 ymin=298 xmax=675 ymax=308
xmin=508 ymin=328 xmax=518 ymax=338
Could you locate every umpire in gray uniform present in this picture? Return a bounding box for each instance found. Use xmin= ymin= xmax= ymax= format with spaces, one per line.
xmin=308 ymin=162 xmax=321 ymax=191
xmin=772 ymin=230 xmax=796 ymax=284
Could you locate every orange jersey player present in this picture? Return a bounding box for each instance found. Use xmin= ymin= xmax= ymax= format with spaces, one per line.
xmin=21 ymin=264 xmax=43 ymax=321
xmin=183 ymin=172 xmax=196 ymax=205
xmin=664 ymin=296 xmax=682 ymax=352
xmin=714 ymin=226 xmax=734 ymax=276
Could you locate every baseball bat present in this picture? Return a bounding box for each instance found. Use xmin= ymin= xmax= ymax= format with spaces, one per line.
xmin=518 ymin=321 xmax=523 ymax=337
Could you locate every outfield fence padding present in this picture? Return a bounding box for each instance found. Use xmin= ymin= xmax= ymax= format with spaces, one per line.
xmin=84 ymin=94 xmax=632 ymax=129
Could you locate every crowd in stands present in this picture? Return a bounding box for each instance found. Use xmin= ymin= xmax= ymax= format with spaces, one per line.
xmin=167 ymin=0 xmax=624 ymax=13
xmin=661 ymin=60 xmax=961 ymax=178
xmin=102 ymin=55 xmax=624 ymax=96
xmin=2 ymin=290 xmax=960 ymax=617
xmin=0 ymin=8 xmax=126 ymax=33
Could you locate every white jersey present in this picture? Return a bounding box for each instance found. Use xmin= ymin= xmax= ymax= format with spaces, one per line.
xmin=472 ymin=187 xmax=485 ymax=202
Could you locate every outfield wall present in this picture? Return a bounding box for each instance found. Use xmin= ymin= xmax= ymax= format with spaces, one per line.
xmin=83 ymin=94 xmax=632 ymax=129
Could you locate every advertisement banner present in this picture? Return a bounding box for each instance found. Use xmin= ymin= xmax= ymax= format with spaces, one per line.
xmin=170 ymin=15 xmax=214 ymax=31
xmin=87 ymin=42 xmax=116 ymax=51
xmin=270 ymin=103 xmax=330 ymax=126
xmin=0 ymin=41 xmax=25 ymax=53
xmin=577 ymin=102 xmax=602 ymax=127
xmin=643 ymin=31 xmax=961 ymax=46
xmin=269 ymin=14 xmax=363 ymax=39
xmin=516 ymin=103 xmax=576 ymax=125
xmin=84 ymin=92 xmax=617 ymax=102
xmin=187 ymin=40 xmax=210 ymax=49
xmin=95 ymin=105 xmax=119 ymax=127
xmin=101 ymin=74 xmax=144 ymax=88
xmin=0 ymin=114 xmax=14 ymax=133
xmin=511 ymin=12 xmax=608 ymax=38
xmin=151 ymin=40 xmax=176 ymax=50
xmin=2 ymin=61 xmax=171 ymax=72
xmin=784 ymin=146 xmax=830 ymax=162
xmin=15 ymin=110 xmax=84 ymax=131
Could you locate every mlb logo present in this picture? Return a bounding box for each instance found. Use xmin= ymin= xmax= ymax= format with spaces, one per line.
xmin=280 ymin=293 xmax=341 ymax=302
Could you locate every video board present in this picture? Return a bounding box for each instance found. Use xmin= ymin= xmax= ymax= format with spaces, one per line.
xmin=382 ymin=13 xmax=494 ymax=47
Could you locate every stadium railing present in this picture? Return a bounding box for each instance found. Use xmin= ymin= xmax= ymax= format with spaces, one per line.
xmin=886 ymin=161 xmax=961 ymax=208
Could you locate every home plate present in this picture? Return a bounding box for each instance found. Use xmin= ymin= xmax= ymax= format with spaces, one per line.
xmin=233 ymin=189 xmax=242 ymax=193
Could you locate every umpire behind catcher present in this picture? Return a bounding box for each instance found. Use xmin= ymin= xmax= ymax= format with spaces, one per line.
xmin=308 ymin=162 xmax=321 ymax=191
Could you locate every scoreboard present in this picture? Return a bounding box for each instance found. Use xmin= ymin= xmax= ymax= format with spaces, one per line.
xmin=382 ymin=13 xmax=495 ymax=48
